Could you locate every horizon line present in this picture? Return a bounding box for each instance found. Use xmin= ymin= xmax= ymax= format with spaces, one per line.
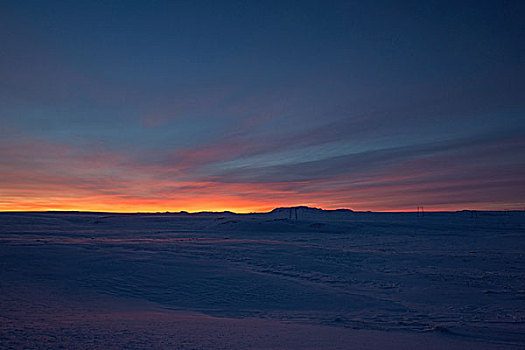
xmin=1 ymin=206 xmax=523 ymax=215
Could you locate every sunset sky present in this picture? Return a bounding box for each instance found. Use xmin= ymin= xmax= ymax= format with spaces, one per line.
xmin=1 ymin=0 xmax=524 ymax=212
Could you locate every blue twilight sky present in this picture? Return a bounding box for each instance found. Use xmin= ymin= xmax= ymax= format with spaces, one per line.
xmin=1 ymin=0 xmax=524 ymax=212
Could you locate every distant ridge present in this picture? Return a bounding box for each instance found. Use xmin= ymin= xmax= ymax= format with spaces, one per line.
xmin=268 ymin=206 xmax=354 ymax=220
xmin=270 ymin=206 xmax=353 ymax=214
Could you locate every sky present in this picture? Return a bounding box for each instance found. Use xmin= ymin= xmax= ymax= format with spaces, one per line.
xmin=1 ymin=0 xmax=524 ymax=212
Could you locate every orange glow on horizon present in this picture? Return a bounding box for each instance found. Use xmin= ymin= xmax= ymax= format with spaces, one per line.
xmin=0 ymin=196 xmax=513 ymax=213
xmin=2 ymin=133 xmax=522 ymax=214
xmin=2 ymin=175 xmax=519 ymax=213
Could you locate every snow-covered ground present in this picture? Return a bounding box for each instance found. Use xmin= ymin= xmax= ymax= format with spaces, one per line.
xmin=1 ymin=209 xmax=524 ymax=349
